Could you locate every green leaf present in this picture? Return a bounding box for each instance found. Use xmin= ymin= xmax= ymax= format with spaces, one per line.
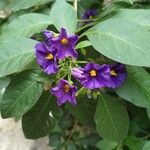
xmin=0 ymin=77 xmax=10 ymax=103
xmin=67 ymin=89 xmax=96 ymax=127
xmin=0 ymin=13 xmax=52 ymax=40
xmin=78 ymin=134 xmax=99 ymax=146
xmin=96 ymin=139 xmax=118 ymax=150
xmin=67 ymin=144 xmax=77 ymax=150
xmin=147 ymin=109 xmax=150 ymax=120
xmin=50 ymin=96 xmax=61 ymax=119
xmin=49 ymin=133 xmax=61 ymax=148
xmin=0 ymin=1 xmax=7 ymax=9
xmin=124 ymin=136 xmax=145 ymax=150
xmin=50 ymin=0 xmax=77 ymax=34
xmin=116 ymin=66 xmax=150 ymax=109
xmin=143 ymin=141 xmax=150 ymax=150
xmin=113 ymin=0 xmax=137 ymax=5
xmin=9 ymin=0 xmax=53 ymax=11
xmin=76 ymin=40 xmax=92 ymax=49
xmin=94 ymin=94 xmax=129 ymax=142
xmin=85 ymin=18 xmax=150 ymax=67
xmin=113 ymin=9 xmax=150 ymax=30
xmin=0 ymin=38 xmax=37 ymax=78
xmin=1 ymin=71 xmax=43 ymax=118
xmin=22 ymin=91 xmax=55 ymax=139
xmin=129 ymin=110 xmax=150 ymax=136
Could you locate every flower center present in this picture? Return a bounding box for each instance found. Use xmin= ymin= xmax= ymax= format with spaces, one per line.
xmin=46 ymin=53 xmax=54 ymax=60
xmin=110 ymin=70 xmax=117 ymax=76
xmin=64 ymin=84 xmax=70 ymax=93
xmin=90 ymin=70 xmax=97 ymax=77
xmin=89 ymin=15 xmax=93 ymax=19
xmin=61 ymin=38 xmax=68 ymax=45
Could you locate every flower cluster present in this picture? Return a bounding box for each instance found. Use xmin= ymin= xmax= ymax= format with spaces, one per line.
xmin=35 ymin=28 xmax=79 ymax=106
xmin=35 ymin=28 xmax=78 ymax=75
xmin=71 ymin=63 xmax=127 ymax=90
xmin=35 ymin=27 xmax=127 ymax=107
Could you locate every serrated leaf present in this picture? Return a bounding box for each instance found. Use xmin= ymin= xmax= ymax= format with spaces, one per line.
xmin=1 ymin=71 xmax=43 ymax=118
xmin=67 ymin=89 xmax=96 ymax=127
xmin=0 ymin=13 xmax=52 ymax=40
xmin=116 ymin=67 xmax=150 ymax=109
xmin=22 ymin=92 xmax=55 ymax=139
xmin=50 ymin=0 xmax=77 ymax=34
xmin=95 ymin=94 xmax=129 ymax=142
xmin=85 ymin=18 xmax=150 ymax=67
xmin=9 ymin=0 xmax=53 ymax=11
xmin=0 ymin=38 xmax=37 ymax=78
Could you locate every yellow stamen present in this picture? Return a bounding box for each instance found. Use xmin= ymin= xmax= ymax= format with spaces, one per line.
xmin=46 ymin=53 xmax=54 ymax=60
xmin=64 ymin=84 xmax=70 ymax=93
xmin=89 ymin=16 xmax=93 ymax=19
xmin=90 ymin=70 xmax=97 ymax=77
xmin=61 ymin=38 xmax=68 ymax=45
xmin=54 ymin=33 xmax=59 ymax=38
xmin=110 ymin=70 xmax=117 ymax=76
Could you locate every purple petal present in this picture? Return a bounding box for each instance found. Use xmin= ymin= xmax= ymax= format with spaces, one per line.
xmin=60 ymin=28 xmax=68 ymax=38
xmin=51 ymin=79 xmax=77 ymax=106
xmin=84 ymin=62 xmax=93 ymax=71
xmin=71 ymin=67 xmax=85 ymax=80
xmin=35 ymin=42 xmax=47 ymax=53
xmin=68 ymin=35 xmax=78 ymax=46
xmin=44 ymin=61 xmax=58 ymax=74
xmin=108 ymin=63 xmax=127 ymax=89
xmin=57 ymin=45 xmax=78 ymax=59
xmin=82 ymin=78 xmax=104 ymax=89
xmin=43 ymin=30 xmax=53 ymax=39
xmin=69 ymin=97 xmax=77 ymax=107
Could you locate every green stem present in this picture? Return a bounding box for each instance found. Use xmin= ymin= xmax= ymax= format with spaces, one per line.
xmin=141 ymin=134 xmax=150 ymax=140
xmin=75 ymin=22 xmax=96 ymax=34
xmin=67 ymin=120 xmax=78 ymax=142
xmin=78 ymin=18 xmax=98 ymax=22
xmin=74 ymin=0 xmax=77 ymax=12
xmin=76 ymin=87 xmax=86 ymax=96
xmin=68 ymin=62 xmax=72 ymax=83
xmin=76 ymin=61 xmax=88 ymax=64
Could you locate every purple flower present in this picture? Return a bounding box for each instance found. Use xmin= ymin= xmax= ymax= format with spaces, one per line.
xmin=49 ymin=28 xmax=78 ymax=60
xmin=77 ymin=63 xmax=110 ymax=89
xmin=43 ymin=30 xmax=59 ymax=46
xmin=71 ymin=67 xmax=85 ymax=81
xmin=83 ymin=9 xmax=97 ymax=24
xmin=107 ymin=63 xmax=127 ymax=89
xmin=43 ymin=30 xmax=53 ymax=40
xmin=43 ymin=30 xmax=59 ymax=40
xmin=35 ymin=42 xmax=58 ymax=74
xmin=51 ymin=79 xmax=77 ymax=106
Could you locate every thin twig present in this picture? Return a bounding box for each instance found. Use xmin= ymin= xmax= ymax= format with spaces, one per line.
xmin=67 ymin=120 xmax=78 ymax=142
xmin=141 ymin=134 xmax=150 ymax=140
xmin=74 ymin=0 xmax=77 ymax=12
